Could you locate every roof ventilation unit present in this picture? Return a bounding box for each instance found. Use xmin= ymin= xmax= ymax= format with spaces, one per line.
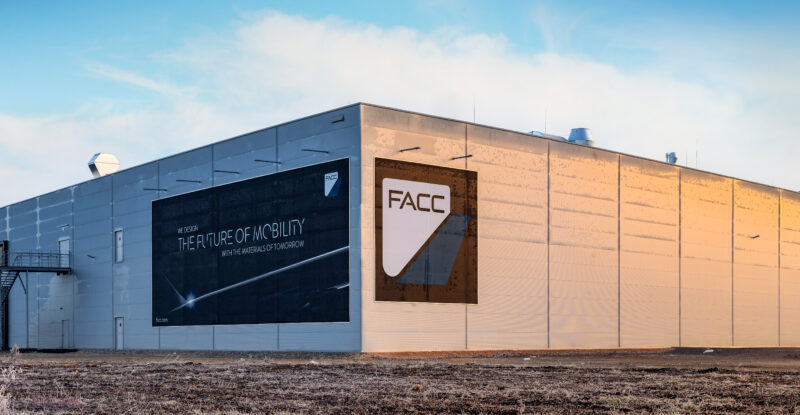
xmin=568 ymin=128 xmax=594 ymax=146
xmin=88 ymin=153 xmax=120 ymax=178
xmin=665 ymin=152 xmax=678 ymax=165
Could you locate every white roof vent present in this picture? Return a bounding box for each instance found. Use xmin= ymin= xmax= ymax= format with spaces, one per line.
xmin=568 ymin=128 xmax=594 ymax=146
xmin=88 ymin=153 xmax=120 ymax=178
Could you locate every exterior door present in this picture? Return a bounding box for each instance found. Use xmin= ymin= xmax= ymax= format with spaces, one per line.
xmin=58 ymin=239 xmax=70 ymax=268
xmin=115 ymin=317 xmax=123 ymax=350
xmin=61 ymin=319 xmax=70 ymax=349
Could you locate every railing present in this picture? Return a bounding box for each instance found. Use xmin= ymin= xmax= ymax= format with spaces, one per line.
xmin=0 ymin=250 xmax=71 ymax=270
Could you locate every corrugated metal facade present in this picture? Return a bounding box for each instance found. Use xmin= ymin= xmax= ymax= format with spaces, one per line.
xmin=1 ymin=103 xmax=797 ymax=351
xmin=2 ymin=105 xmax=362 ymax=351
xmin=359 ymin=104 xmax=800 ymax=352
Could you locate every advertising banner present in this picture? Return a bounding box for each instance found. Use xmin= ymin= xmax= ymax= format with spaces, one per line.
xmin=152 ymin=158 xmax=349 ymax=326
xmin=375 ymin=158 xmax=478 ymax=303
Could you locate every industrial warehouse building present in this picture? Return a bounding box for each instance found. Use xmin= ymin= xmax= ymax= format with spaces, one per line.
xmin=1 ymin=103 xmax=799 ymax=352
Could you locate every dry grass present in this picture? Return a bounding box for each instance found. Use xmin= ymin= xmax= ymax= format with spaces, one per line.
xmin=1 ymin=349 xmax=799 ymax=414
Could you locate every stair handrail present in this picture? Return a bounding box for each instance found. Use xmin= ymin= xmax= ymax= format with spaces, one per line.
xmin=5 ymin=250 xmax=70 ymax=269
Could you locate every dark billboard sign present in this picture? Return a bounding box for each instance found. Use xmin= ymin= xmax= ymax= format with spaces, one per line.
xmin=375 ymin=158 xmax=478 ymax=303
xmin=152 ymin=158 xmax=349 ymax=326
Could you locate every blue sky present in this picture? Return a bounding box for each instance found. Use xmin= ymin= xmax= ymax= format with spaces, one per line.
xmin=1 ymin=1 xmax=799 ymax=204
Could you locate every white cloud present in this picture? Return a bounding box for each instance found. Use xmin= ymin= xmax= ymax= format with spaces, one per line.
xmin=1 ymin=9 xmax=798 ymax=206
xmin=86 ymin=64 xmax=194 ymax=99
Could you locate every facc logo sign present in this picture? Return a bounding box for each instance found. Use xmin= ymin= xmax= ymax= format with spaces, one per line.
xmin=375 ymin=158 xmax=478 ymax=304
xmin=382 ymin=178 xmax=450 ymax=277
xmin=324 ymin=171 xmax=341 ymax=197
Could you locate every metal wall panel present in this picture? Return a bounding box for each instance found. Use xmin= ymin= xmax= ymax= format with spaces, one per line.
xmin=733 ymin=181 xmax=779 ymax=346
xmin=780 ymin=191 xmax=800 ymax=346
xmin=112 ymin=162 xmax=160 ymax=349
xmin=36 ymin=274 xmax=75 ymax=349
xmin=7 ymin=276 xmax=27 ymax=348
xmin=0 ymin=105 xmax=361 ymax=352
xmin=35 ymin=187 xmax=77 ymax=349
xmin=275 ymin=105 xmax=361 ymax=352
xmin=7 ymin=198 xmax=39 ymax=348
xmin=619 ymin=156 xmax=679 ymax=347
xmin=465 ymin=125 xmax=548 ymax=350
xmin=361 ymin=105 xmax=469 ymax=352
xmin=8 ymin=199 xmax=37 ymax=249
xmin=680 ymin=170 xmax=732 ymax=347
xmin=210 ymin=130 xmax=282 ymax=351
xmin=72 ymin=178 xmax=112 ymax=349
xmin=155 ymin=148 xmax=215 ymax=350
xmin=548 ymin=141 xmax=619 ymax=348
xmin=212 ymin=128 xmax=278 ymax=185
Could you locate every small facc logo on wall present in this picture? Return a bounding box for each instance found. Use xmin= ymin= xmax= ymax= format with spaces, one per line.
xmin=375 ymin=158 xmax=477 ymax=303
xmin=324 ymin=171 xmax=341 ymax=197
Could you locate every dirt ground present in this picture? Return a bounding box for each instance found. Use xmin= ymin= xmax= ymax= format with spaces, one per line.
xmin=1 ymin=347 xmax=800 ymax=414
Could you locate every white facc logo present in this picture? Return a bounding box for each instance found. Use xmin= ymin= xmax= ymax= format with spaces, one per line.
xmin=324 ymin=172 xmax=339 ymax=196
xmin=382 ymin=178 xmax=450 ymax=277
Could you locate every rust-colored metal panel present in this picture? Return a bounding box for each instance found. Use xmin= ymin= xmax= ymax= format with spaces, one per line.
xmin=374 ymin=158 xmax=478 ymax=304
xmin=733 ymin=181 xmax=779 ymax=346
xmin=780 ymin=191 xmax=800 ymax=346
xmin=619 ymin=156 xmax=679 ymax=347
xmin=549 ymin=141 xmax=619 ymax=349
xmin=680 ymin=170 xmax=732 ymax=347
xmin=465 ymin=125 xmax=548 ymax=350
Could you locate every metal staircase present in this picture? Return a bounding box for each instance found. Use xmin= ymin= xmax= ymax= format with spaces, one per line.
xmin=0 ymin=245 xmax=71 ymax=303
xmin=0 ymin=241 xmax=71 ymax=349
xmin=0 ymin=270 xmax=22 ymax=304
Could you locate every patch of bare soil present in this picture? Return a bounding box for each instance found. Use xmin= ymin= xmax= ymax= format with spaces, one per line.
xmin=1 ymin=349 xmax=800 ymax=414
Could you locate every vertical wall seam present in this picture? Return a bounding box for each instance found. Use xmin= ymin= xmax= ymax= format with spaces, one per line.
xmin=617 ymin=155 xmax=621 ymax=348
xmin=359 ymin=105 xmax=364 ymax=353
xmin=731 ymin=180 xmax=735 ymax=347
xmin=211 ymin=145 xmax=215 ymax=350
xmin=276 ymin=127 xmax=280 ymax=351
xmin=678 ymin=168 xmax=682 ymax=347
xmin=35 ymin=197 xmax=39 ymax=250
xmin=110 ymin=177 xmax=115 ymax=349
xmin=157 ymin=162 xmax=161 ymax=350
xmin=778 ymin=190 xmax=781 ymax=346
xmin=70 ymin=189 xmax=76 ymax=348
xmin=464 ymin=123 xmax=468 ymax=350
xmin=36 ymin=198 xmax=39 ymax=349
xmin=546 ymin=141 xmax=551 ymax=349
xmin=25 ymin=271 xmax=29 ymax=348
xmin=72 ymin=188 xmax=76 ymax=346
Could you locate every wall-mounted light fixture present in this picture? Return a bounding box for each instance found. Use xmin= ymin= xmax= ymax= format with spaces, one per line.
xmin=749 ymin=234 xmax=760 ymax=239
xmin=175 ymin=179 xmax=203 ymax=183
xmin=86 ymin=254 xmax=96 ymax=259
xmin=301 ymin=149 xmax=330 ymax=154
xmin=143 ymin=187 xmax=168 ymax=192
xmin=254 ymin=159 xmax=281 ymax=164
xmin=213 ymin=169 xmax=240 ymax=174
xmin=399 ymin=146 xmax=421 ymax=153
xmin=56 ymin=223 xmax=70 ymax=230
xmin=450 ymin=154 xmax=473 ymax=161
xmin=330 ymin=115 xmax=345 ymax=124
